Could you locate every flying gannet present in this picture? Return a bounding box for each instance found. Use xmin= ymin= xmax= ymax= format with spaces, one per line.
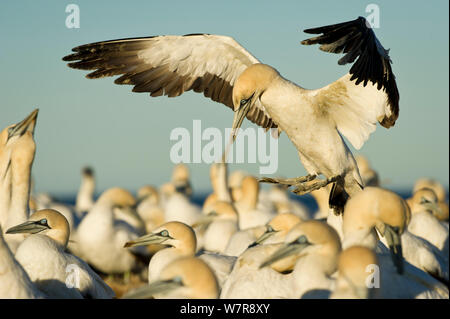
xmin=63 ymin=16 xmax=399 ymax=214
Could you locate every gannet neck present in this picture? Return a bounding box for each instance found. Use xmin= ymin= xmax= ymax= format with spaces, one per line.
xmin=210 ymin=163 xmax=232 ymax=202
xmin=238 ymin=176 xmax=259 ymax=211
xmin=293 ymin=253 xmax=335 ymax=297
xmin=0 ymin=110 xmax=38 ymax=230
xmin=76 ymin=167 xmax=95 ymax=212
xmin=7 ymin=138 xmax=35 ymax=228
xmin=0 ymin=148 xmax=12 ymax=229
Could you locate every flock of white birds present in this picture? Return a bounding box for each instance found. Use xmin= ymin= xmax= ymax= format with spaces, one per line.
xmin=0 ymin=110 xmax=448 ymax=299
xmin=1 ymin=16 xmax=449 ymax=299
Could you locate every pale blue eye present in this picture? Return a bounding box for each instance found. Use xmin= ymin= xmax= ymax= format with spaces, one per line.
xmin=40 ymin=219 xmax=48 ymax=225
xmin=296 ymin=235 xmax=307 ymax=244
xmin=161 ymin=230 xmax=169 ymax=237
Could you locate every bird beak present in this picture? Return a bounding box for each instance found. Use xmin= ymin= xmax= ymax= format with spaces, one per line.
xmin=122 ymin=278 xmax=183 ymax=299
xmin=380 ymin=224 xmax=404 ymax=274
xmin=248 ymin=226 xmax=278 ymax=248
xmin=423 ymin=201 xmax=443 ymax=218
xmin=231 ymin=101 xmax=251 ymax=142
xmin=124 ymin=232 xmax=169 ymax=248
xmin=259 ymin=240 xmax=310 ymax=269
xmin=7 ymin=109 xmax=39 ymax=141
xmin=191 ymin=211 xmax=217 ymax=228
xmin=6 ymin=220 xmax=49 ymax=234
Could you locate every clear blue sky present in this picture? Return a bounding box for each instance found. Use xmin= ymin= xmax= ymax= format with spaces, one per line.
xmin=0 ymin=0 xmax=448 ymax=196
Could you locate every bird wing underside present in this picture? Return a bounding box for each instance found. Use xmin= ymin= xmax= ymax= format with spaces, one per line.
xmin=301 ymin=16 xmax=399 ymax=129
xmin=63 ymin=34 xmax=278 ymax=131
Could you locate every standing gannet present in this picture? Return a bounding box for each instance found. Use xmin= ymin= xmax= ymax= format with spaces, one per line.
xmin=171 ymin=163 xmax=193 ymax=197
xmin=0 ymin=224 xmax=44 ymax=298
xmin=6 ymin=209 xmax=115 ymax=298
xmin=75 ymin=166 xmax=96 ymax=214
xmin=234 ymin=176 xmax=275 ymax=229
xmin=413 ymin=178 xmax=449 ymax=222
xmin=229 ymin=170 xmax=247 ymax=203
xmin=163 ymin=165 xmax=202 ymax=226
xmin=194 ymin=201 xmax=238 ymax=254
xmin=63 ymin=16 xmax=399 ymax=215
xmin=259 ymin=220 xmax=341 ymax=298
xmin=76 ymin=187 xmax=147 ymax=274
xmin=0 ymin=109 xmax=38 ymax=253
xmin=123 ymin=256 xmax=219 ymax=299
xmin=225 ymin=212 xmax=302 ymax=256
xmin=343 ymin=187 xmax=449 ymax=298
xmin=407 ymin=188 xmax=449 ymax=251
xmin=330 ymin=246 xmax=379 ymax=299
xmin=203 ymin=163 xmax=232 ymax=213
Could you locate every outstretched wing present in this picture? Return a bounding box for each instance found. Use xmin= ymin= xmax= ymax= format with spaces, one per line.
xmin=301 ymin=16 xmax=399 ymax=149
xmin=63 ymin=34 xmax=277 ymax=130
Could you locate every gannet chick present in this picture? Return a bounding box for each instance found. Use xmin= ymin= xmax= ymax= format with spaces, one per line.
xmin=6 ymin=209 xmax=115 ymax=298
xmin=125 ymin=221 xmax=197 ymax=283
xmin=355 ymin=155 xmax=379 ymax=187
xmin=76 ymin=187 xmax=147 ymax=274
xmin=225 ymin=213 xmax=302 ymax=256
xmin=136 ymin=185 xmax=165 ymax=232
xmin=413 ymin=178 xmax=449 ymax=221
xmin=407 ymin=188 xmax=449 ymax=251
xmin=75 ymin=166 xmax=96 ymax=214
xmin=330 ymin=246 xmax=379 ymax=299
xmin=0 ymin=109 xmax=38 ymax=253
xmin=259 ymin=220 xmax=341 ymax=298
xmin=0 ymin=224 xmax=44 ymax=298
xmin=343 ymin=187 xmax=449 ymax=298
xmin=234 ymin=176 xmax=275 ymax=229
xmin=124 ymin=257 xmax=219 ymax=299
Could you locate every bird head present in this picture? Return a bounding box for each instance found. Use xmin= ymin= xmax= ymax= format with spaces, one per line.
xmin=231 ymin=64 xmax=278 ymax=141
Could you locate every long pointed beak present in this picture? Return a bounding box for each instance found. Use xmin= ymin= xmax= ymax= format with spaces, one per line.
xmin=8 ymin=109 xmax=39 ymax=141
xmin=248 ymin=226 xmax=278 ymax=248
xmin=191 ymin=212 xmax=217 ymax=228
xmin=124 ymin=233 xmax=169 ymax=248
xmin=122 ymin=278 xmax=183 ymax=299
xmin=423 ymin=202 xmax=443 ymax=218
xmin=6 ymin=220 xmax=48 ymax=234
xmin=259 ymin=241 xmax=309 ymax=269
xmin=384 ymin=225 xmax=404 ymax=274
xmin=231 ymin=102 xmax=251 ymax=142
